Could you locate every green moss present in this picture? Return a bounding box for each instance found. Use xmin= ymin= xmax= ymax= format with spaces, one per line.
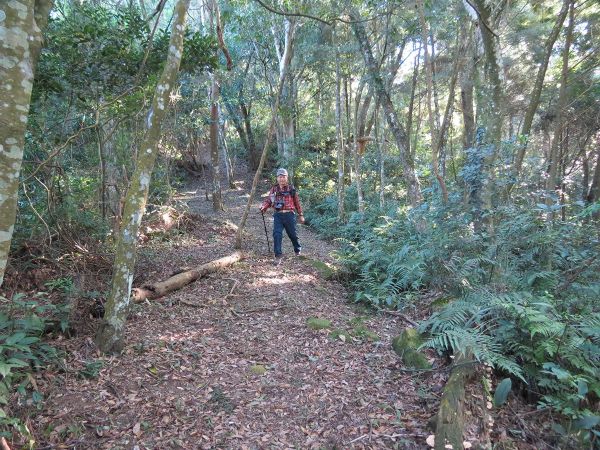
xmin=329 ymin=328 xmax=352 ymax=342
xmin=307 ymin=317 xmax=332 ymax=330
xmin=402 ymin=351 xmax=432 ymax=369
xmin=352 ymin=326 xmax=380 ymax=342
xmin=392 ymin=328 xmax=432 ymax=369
xmin=249 ymin=364 xmax=267 ymax=375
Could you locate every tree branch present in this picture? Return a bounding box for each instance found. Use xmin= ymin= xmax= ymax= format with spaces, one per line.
xmin=463 ymin=0 xmax=499 ymax=38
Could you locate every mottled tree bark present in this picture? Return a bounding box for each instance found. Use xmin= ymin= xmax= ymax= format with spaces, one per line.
xmin=349 ymin=9 xmax=422 ymax=207
xmin=0 ymin=0 xmax=53 ymax=287
xmin=96 ymin=0 xmax=190 ymax=353
xmin=210 ymin=74 xmax=223 ymax=211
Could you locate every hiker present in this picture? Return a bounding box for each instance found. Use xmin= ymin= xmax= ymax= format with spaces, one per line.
xmin=259 ymin=168 xmax=305 ymax=265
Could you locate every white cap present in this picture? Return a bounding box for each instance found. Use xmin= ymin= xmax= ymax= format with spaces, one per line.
xmin=276 ymin=168 xmax=288 ymax=176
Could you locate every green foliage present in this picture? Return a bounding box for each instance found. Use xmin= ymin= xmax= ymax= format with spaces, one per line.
xmin=306 ymin=317 xmax=331 ymax=330
xmin=77 ymin=360 xmax=103 ymax=380
xmin=0 ymin=294 xmax=66 ymax=436
xmin=309 ymin=188 xmax=600 ymax=434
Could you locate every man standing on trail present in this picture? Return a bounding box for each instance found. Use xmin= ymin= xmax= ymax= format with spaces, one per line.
xmin=259 ymin=168 xmax=305 ymax=265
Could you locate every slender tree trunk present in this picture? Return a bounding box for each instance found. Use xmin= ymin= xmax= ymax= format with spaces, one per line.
xmin=218 ymin=107 xmax=235 ymax=189
xmin=354 ymin=79 xmax=369 ymax=214
xmin=439 ymin=28 xmax=466 ymax=174
xmin=235 ymin=19 xmax=295 ymax=249
xmin=406 ymin=45 xmax=421 ymax=158
xmin=513 ymin=0 xmax=570 ymax=178
xmin=210 ymin=74 xmax=223 ymax=211
xmin=460 ymin=49 xmax=476 ymax=152
xmin=99 ymin=119 xmax=122 ymax=226
xmin=546 ymin=1 xmax=575 ymax=220
xmin=335 ymin=32 xmax=345 ymax=221
xmin=469 ymin=0 xmax=504 ymax=231
xmin=96 ymin=0 xmax=190 ymax=353
xmin=273 ymin=19 xmax=296 ymax=168
xmin=344 ymin=75 xmax=353 ymax=180
xmin=587 ymin=139 xmax=600 ymax=204
xmin=377 ymin=107 xmax=385 ymax=208
xmin=224 ymin=100 xmax=250 ymax=157
xmin=417 ymin=0 xmax=448 ymax=203
xmin=317 ymin=73 xmax=324 ymax=129
xmin=241 ymin=101 xmax=259 ymax=171
xmin=0 ymin=0 xmax=53 ymax=287
xmin=349 ymin=9 xmax=422 ymax=207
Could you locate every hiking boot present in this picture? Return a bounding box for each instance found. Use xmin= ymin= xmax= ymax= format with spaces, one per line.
xmin=295 ymin=250 xmax=301 ymax=257
xmin=273 ymin=256 xmax=282 ymax=266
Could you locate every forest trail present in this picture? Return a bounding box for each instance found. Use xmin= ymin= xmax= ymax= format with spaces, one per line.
xmin=31 ymin=173 xmax=437 ymax=449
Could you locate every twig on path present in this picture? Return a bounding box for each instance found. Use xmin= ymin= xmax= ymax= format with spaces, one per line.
xmin=179 ymin=299 xmax=206 ymax=307
xmin=232 ymin=305 xmax=290 ymax=315
xmin=348 ymin=434 xmax=369 ymax=444
xmin=222 ymin=277 xmax=239 ymax=304
xmin=377 ymin=308 xmax=418 ymax=327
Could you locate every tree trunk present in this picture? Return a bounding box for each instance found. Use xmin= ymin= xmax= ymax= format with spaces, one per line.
xmin=460 ymin=50 xmax=476 ymax=152
xmin=354 ymin=79 xmax=369 ymax=214
xmin=210 ymin=74 xmax=223 ymax=211
xmin=376 ymin=107 xmax=385 ymax=208
xmin=349 ymin=9 xmax=422 ymax=207
xmin=587 ymin=142 xmax=600 ymax=204
xmin=224 ymin=99 xmax=250 ymax=154
xmin=513 ymin=0 xmax=570 ymax=179
xmin=96 ymin=0 xmax=190 ymax=353
xmin=241 ymin=100 xmax=259 ymax=171
xmin=273 ymin=19 xmax=296 ymax=168
xmin=235 ymin=19 xmax=295 ymax=249
xmin=99 ymin=118 xmax=123 ymax=227
xmin=0 ymin=0 xmax=53 ymax=287
xmin=545 ymin=1 xmax=574 ymax=220
xmin=469 ymin=0 xmax=504 ymax=231
xmin=417 ymin=0 xmax=448 ymax=203
xmin=218 ymin=106 xmax=235 ymax=189
xmin=281 ymin=76 xmax=296 ymax=166
xmin=406 ymin=45 xmax=421 ymax=158
xmin=335 ymin=32 xmax=345 ymax=221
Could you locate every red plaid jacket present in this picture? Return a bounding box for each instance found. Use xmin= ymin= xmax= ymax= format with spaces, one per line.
xmin=261 ymin=184 xmax=303 ymax=215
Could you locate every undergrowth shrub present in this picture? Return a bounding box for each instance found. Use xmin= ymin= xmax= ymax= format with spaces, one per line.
xmin=0 ymin=294 xmax=66 ymax=439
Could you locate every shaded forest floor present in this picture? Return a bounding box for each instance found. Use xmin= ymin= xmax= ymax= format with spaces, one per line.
xmin=8 ymin=170 xmax=546 ymax=449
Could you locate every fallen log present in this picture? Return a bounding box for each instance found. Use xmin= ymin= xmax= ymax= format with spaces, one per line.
xmin=433 ymin=356 xmax=477 ymax=450
xmin=132 ymin=252 xmax=243 ymax=302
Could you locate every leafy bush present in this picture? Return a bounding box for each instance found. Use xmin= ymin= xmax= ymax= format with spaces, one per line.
xmin=0 ymin=294 xmax=66 ymax=437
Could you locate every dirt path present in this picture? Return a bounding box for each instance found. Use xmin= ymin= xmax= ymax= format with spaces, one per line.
xmin=28 ymin=175 xmax=437 ymax=449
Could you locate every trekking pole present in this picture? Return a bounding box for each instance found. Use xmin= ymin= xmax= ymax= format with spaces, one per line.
xmin=260 ymin=210 xmax=272 ymax=254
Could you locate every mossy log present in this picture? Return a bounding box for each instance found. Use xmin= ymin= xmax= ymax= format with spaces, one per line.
xmin=434 ymin=356 xmax=476 ymax=450
xmin=132 ymin=252 xmax=243 ymax=302
xmin=392 ymin=328 xmax=432 ymax=369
